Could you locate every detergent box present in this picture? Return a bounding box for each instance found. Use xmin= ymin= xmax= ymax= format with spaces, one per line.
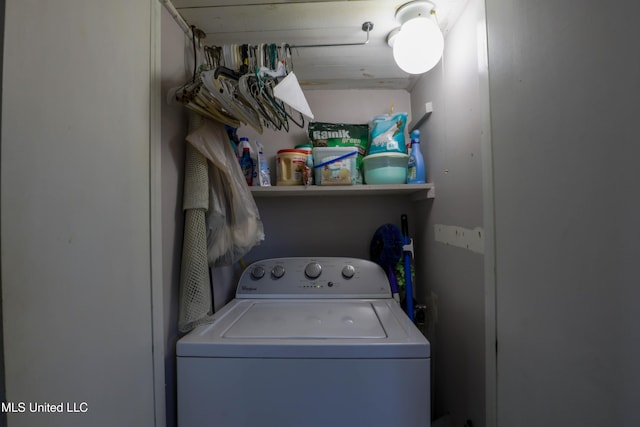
xmin=308 ymin=122 xmax=369 ymax=184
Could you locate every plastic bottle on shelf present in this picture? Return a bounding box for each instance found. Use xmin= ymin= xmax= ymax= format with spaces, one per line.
xmin=255 ymin=141 xmax=271 ymax=186
xmin=251 ymin=146 xmax=259 ymax=186
xmin=240 ymin=146 xmax=254 ymax=186
xmin=407 ymin=129 xmax=425 ymax=184
xmin=238 ymin=137 xmax=255 ymax=185
xmin=237 ymin=137 xmax=251 ymax=160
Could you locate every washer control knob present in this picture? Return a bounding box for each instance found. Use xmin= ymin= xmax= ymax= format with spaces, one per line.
xmin=304 ymin=262 xmax=322 ymax=279
xmin=251 ymin=266 xmax=265 ymax=279
xmin=271 ymin=264 xmax=285 ymax=279
xmin=341 ymin=265 xmax=356 ymax=279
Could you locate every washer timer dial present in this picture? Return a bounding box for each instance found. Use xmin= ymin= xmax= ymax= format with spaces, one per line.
xmin=250 ymin=266 xmax=265 ymax=279
xmin=304 ymin=262 xmax=322 ymax=279
xmin=271 ymin=264 xmax=285 ymax=279
xmin=341 ymin=264 xmax=356 ymax=279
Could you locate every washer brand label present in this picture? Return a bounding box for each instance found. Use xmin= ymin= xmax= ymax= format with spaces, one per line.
xmin=241 ymin=286 xmax=257 ymax=291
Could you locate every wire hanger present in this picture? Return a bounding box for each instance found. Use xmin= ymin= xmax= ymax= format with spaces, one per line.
xmin=174 ymin=25 xmax=313 ymax=132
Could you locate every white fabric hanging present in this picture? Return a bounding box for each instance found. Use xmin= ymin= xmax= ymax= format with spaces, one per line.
xmin=178 ymin=117 xmax=265 ymax=332
xmin=186 ymin=119 xmax=265 ymax=267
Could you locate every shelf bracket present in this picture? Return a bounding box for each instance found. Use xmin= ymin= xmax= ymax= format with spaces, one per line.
xmin=409 ymin=102 xmax=434 ymax=132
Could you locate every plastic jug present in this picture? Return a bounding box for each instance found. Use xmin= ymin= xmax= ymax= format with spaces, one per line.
xmin=276 ymin=149 xmax=307 ymax=185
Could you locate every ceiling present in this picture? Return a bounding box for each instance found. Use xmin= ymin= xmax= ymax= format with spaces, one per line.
xmin=170 ymin=0 xmax=468 ymax=91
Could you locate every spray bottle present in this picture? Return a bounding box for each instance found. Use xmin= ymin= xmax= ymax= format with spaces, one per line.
xmin=255 ymin=141 xmax=271 ymax=186
xmin=407 ymin=129 xmax=425 ymax=184
xmin=238 ymin=137 xmax=254 ymax=186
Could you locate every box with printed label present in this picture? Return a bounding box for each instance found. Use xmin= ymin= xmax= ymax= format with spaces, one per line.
xmin=312 ymin=147 xmax=358 ymax=185
xmin=308 ymin=122 xmax=369 ymax=184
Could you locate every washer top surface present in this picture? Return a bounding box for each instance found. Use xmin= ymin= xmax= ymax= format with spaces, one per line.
xmin=223 ymin=300 xmax=386 ymax=339
xmin=177 ymin=257 xmax=430 ymax=359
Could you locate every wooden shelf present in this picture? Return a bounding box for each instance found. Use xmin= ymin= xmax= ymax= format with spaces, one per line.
xmin=250 ymin=183 xmax=435 ymax=201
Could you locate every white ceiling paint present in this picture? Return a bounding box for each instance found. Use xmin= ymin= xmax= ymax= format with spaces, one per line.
xmin=171 ymin=0 xmax=469 ymax=90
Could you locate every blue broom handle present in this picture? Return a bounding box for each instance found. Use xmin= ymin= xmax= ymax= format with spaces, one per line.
xmin=387 ymin=265 xmax=399 ymax=298
xmin=401 ymin=214 xmax=414 ymax=322
xmin=404 ymin=250 xmax=414 ymax=321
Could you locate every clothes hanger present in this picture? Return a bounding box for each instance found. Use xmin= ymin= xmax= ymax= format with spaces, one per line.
xmin=254 ymin=70 xmax=289 ymax=132
xmin=179 ymin=35 xmax=309 ymax=131
xmin=238 ymin=74 xmax=282 ymax=130
xmin=211 ymin=68 xmax=263 ymax=133
xmin=176 ymin=80 xmax=241 ymax=127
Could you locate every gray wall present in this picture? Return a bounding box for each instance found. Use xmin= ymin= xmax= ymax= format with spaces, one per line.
xmin=410 ymin=0 xmax=489 ymax=425
xmin=214 ymin=90 xmax=418 ymax=310
xmin=1 ymin=1 xmax=159 ymax=426
xmin=485 ymin=0 xmax=640 ymax=425
xmin=0 ymin=0 xmax=6 ymax=425
xmin=160 ymin=8 xmax=188 ymax=427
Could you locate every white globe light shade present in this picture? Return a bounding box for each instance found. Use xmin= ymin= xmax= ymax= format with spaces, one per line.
xmin=392 ymin=16 xmax=444 ymax=74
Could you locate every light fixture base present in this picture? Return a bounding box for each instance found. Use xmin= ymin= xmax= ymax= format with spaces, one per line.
xmin=395 ymin=0 xmax=435 ymax=25
xmin=386 ymin=27 xmax=400 ymax=47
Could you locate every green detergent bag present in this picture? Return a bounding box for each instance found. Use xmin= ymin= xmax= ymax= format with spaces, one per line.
xmin=308 ymin=122 xmax=369 ymax=184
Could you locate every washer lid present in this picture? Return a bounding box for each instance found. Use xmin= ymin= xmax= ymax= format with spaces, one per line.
xmin=177 ymin=299 xmax=430 ymax=359
xmin=223 ymin=301 xmax=386 ymax=339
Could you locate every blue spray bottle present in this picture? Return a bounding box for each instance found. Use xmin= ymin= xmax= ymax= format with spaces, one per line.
xmin=238 ymin=137 xmax=254 ymax=186
xmin=407 ymin=129 xmax=425 ymax=184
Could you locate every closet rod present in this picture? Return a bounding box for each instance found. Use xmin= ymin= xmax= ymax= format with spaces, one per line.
xmin=291 ymin=22 xmax=374 ymax=49
xmin=161 ymin=0 xmax=193 ymax=37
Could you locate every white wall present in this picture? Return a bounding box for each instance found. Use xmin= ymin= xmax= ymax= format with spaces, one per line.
xmin=207 ymin=90 xmax=417 ymax=309
xmin=1 ymin=1 xmax=158 ymax=426
xmin=485 ymin=0 xmax=640 ymax=425
xmin=409 ymin=0 xmax=489 ymax=425
xmin=238 ymin=89 xmax=413 ymax=160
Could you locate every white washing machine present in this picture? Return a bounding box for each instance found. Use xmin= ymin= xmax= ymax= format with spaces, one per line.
xmin=177 ymin=257 xmax=430 ymax=427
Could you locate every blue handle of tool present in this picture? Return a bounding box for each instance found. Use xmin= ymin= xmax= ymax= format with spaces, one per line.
xmin=386 ymin=265 xmax=399 ymax=295
xmin=403 ymin=251 xmax=414 ymax=321
xmin=401 ymin=214 xmax=414 ymax=322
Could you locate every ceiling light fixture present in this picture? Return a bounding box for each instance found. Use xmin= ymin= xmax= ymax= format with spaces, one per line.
xmin=387 ymin=1 xmax=444 ymax=75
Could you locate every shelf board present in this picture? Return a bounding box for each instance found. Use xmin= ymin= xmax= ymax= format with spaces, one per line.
xmin=250 ymin=183 xmax=434 ymax=201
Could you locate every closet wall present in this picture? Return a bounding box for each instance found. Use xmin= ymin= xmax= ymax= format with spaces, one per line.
xmin=485 ymin=0 xmax=640 ymax=425
xmin=410 ymin=0 xmax=490 ymax=425
xmin=1 ymin=1 xmax=161 ymax=426
xmin=160 ymin=7 xmax=189 ymax=427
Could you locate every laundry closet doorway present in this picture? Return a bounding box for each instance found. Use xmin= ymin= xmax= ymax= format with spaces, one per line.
xmin=162 ymin=1 xmax=493 ymax=427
